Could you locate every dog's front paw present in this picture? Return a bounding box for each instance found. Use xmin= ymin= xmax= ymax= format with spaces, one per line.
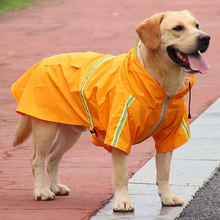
xmin=34 ymin=188 xmax=55 ymax=201
xmin=113 ymin=199 xmax=134 ymax=212
xmin=50 ymin=183 xmax=71 ymax=195
xmin=160 ymin=193 xmax=184 ymax=206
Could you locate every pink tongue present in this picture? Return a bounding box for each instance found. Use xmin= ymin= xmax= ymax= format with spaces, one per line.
xmin=187 ymin=53 xmax=211 ymax=74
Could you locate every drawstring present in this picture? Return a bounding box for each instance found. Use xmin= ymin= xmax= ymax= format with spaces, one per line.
xmin=188 ymin=82 xmax=192 ymax=119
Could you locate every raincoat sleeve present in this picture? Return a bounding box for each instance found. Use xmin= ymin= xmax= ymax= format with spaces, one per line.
xmin=103 ymin=89 xmax=135 ymax=155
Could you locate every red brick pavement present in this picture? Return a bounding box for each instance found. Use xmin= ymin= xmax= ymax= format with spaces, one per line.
xmin=0 ymin=0 xmax=219 ymax=219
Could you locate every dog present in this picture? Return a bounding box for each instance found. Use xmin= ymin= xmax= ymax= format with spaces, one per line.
xmin=11 ymin=10 xmax=210 ymax=212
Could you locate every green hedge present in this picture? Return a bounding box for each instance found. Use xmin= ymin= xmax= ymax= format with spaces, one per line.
xmin=0 ymin=0 xmax=42 ymax=14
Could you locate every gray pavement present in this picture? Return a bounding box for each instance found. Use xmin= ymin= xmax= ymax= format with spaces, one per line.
xmin=90 ymin=97 xmax=220 ymax=220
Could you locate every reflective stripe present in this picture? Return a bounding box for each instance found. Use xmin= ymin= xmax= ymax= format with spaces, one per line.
xmin=80 ymin=56 xmax=115 ymax=127
xmin=182 ymin=118 xmax=190 ymax=139
xmin=111 ymin=95 xmax=135 ymax=147
xmin=135 ymin=38 xmax=140 ymax=58
xmin=134 ymin=96 xmax=171 ymax=145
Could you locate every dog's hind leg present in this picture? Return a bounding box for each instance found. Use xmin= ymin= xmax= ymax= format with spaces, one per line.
xmin=31 ymin=117 xmax=60 ymax=201
xmin=47 ymin=124 xmax=84 ymax=196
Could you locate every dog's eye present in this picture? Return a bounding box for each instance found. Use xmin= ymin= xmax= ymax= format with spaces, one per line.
xmin=196 ymin=24 xmax=199 ymax=29
xmin=173 ymin=26 xmax=183 ymax=31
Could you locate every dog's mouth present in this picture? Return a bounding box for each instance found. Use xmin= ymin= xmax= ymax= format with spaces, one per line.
xmin=167 ymin=47 xmax=210 ymax=74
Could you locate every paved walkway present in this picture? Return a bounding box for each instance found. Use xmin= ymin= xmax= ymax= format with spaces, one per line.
xmin=0 ymin=0 xmax=220 ymax=219
xmin=91 ymin=98 xmax=220 ymax=219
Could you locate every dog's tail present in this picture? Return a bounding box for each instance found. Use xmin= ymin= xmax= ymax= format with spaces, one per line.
xmin=13 ymin=115 xmax=32 ymax=147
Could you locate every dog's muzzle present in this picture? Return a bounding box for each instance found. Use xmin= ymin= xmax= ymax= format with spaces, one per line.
xmin=167 ymin=33 xmax=211 ymax=74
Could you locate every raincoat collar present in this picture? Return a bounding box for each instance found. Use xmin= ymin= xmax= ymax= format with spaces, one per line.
xmin=120 ymin=43 xmax=195 ymax=109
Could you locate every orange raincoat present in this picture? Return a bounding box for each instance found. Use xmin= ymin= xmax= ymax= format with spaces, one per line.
xmin=11 ymin=43 xmax=195 ymax=155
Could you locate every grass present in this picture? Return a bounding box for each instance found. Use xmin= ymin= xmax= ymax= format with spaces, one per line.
xmin=0 ymin=0 xmax=42 ymax=14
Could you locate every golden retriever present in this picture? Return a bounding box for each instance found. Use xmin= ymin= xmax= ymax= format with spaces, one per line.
xmin=12 ymin=10 xmax=210 ymax=212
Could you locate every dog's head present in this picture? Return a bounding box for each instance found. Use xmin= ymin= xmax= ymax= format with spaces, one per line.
xmin=136 ymin=10 xmax=210 ymax=74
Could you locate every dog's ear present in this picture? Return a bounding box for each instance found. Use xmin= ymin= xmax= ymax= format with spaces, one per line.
xmin=136 ymin=13 xmax=165 ymax=51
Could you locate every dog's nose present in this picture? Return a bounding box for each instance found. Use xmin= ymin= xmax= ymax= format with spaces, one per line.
xmin=198 ymin=34 xmax=210 ymax=45
xmin=198 ymin=34 xmax=210 ymax=53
